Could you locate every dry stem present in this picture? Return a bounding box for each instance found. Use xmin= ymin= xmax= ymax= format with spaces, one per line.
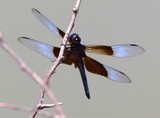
xmin=0 ymin=102 xmax=54 ymax=118
xmin=31 ymin=0 xmax=82 ymax=118
xmin=0 ymin=0 xmax=82 ymax=118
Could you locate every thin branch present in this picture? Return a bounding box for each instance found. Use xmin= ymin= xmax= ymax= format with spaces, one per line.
xmin=0 ymin=102 xmax=54 ymax=118
xmin=40 ymin=103 xmax=62 ymax=109
xmin=0 ymin=0 xmax=82 ymax=118
xmin=31 ymin=0 xmax=82 ymax=118
xmin=0 ymin=33 xmax=65 ymax=118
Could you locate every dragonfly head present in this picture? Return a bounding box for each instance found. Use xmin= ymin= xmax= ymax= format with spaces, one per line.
xmin=69 ymin=33 xmax=81 ymax=45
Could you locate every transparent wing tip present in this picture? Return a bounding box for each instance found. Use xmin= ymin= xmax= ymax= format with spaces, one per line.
xmin=104 ymin=65 xmax=132 ymax=83
xmin=112 ymin=44 xmax=145 ymax=58
xmin=17 ymin=37 xmax=54 ymax=60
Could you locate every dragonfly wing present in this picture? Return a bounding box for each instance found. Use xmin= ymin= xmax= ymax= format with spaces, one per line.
xmin=77 ymin=58 xmax=90 ymax=99
xmin=84 ymin=56 xmax=131 ymax=83
xmin=32 ymin=8 xmax=65 ymax=38
xmin=18 ymin=37 xmax=60 ymax=60
xmin=85 ymin=44 xmax=144 ymax=57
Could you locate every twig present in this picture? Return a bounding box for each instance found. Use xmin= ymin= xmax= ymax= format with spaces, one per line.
xmin=31 ymin=0 xmax=82 ymax=118
xmin=0 ymin=0 xmax=82 ymax=118
xmin=0 ymin=102 xmax=54 ymax=118
xmin=0 ymin=33 xmax=65 ymax=118
xmin=40 ymin=103 xmax=62 ymax=109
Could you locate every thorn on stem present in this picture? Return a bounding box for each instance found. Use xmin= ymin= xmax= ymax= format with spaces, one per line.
xmin=73 ymin=7 xmax=78 ymax=13
xmin=0 ymin=32 xmax=3 ymax=43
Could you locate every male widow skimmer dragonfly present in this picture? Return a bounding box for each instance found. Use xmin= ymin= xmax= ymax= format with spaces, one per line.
xmin=18 ymin=8 xmax=144 ymax=99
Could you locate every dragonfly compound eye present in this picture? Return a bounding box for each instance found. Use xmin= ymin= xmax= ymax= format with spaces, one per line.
xmin=70 ymin=33 xmax=81 ymax=44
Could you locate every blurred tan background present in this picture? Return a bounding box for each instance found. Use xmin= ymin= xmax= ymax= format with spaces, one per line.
xmin=0 ymin=0 xmax=159 ymax=118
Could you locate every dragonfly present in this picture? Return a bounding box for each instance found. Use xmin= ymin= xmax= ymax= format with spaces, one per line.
xmin=18 ymin=8 xmax=145 ymax=99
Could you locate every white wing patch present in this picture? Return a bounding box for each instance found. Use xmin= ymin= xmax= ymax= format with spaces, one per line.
xmin=18 ymin=37 xmax=54 ymax=60
xmin=104 ymin=65 xmax=131 ymax=83
xmin=112 ymin=44 xmax=145 ymax=57
xmin=32 ymin=8 xmax=61 ymax=37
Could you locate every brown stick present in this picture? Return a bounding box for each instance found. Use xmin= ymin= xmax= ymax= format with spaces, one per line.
xmin=0 ymin=33 xmax=65 ymax=118
xmin=0 ymin=0 xmax=82 ymax=118
xmin=31 ymin=0 xmax=82 ymax=117
xmin=0 ymin=102 xmax=56 ymax=118
xmin=30 ymin=1 xmax=82 ymax=118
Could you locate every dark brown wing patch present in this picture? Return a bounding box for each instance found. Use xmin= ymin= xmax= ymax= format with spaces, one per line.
xmin=85 ymin=45 xmax=114 ymax=55
xmin=53 ymin=47 xmax=60 ymax=58
xmin=84 ymin=56 xmax=108 ymax=77
xmin=53 ymin=47 xmax=77 ymax=65
xmin=58 ymin=29 xmax=65 ymax=38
